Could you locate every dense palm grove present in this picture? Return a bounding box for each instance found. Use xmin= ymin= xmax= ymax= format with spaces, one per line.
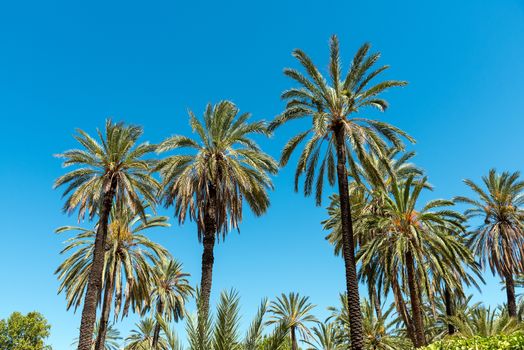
xmin=45 ymin=36 xmax=524 ymax=350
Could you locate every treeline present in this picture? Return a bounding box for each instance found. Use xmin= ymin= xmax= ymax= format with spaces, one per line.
xmin=48 ymin=35 xmax=524 ymax=350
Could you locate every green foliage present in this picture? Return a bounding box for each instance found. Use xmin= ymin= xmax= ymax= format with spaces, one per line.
xmin=423 ymin=333 xmax=524 ymax=350
xmin=156 ymin=100 xmax=278 ymax=239
xmin=0 ymin=312 xmax=52 ymax=350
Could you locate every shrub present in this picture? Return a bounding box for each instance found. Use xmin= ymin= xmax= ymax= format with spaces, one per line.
xmin=423 ymin=333 xmax=524 ymax=350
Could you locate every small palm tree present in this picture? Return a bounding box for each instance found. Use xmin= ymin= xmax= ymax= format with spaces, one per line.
xmin=455 ymin=169 xmax=524 ymax=318
xmin=269 ymin=35 xmax=413 ymax=350
xmin=73 ymin=322 xmax=122 ymax=350
xmin=186 ymin=290 xmax=288 ymax=350
xmin=56 ymin=203 xmax=170 ymax=349
xmin=302 ymin=321 xmax=342 ymax=350
xmin=54 ymin=120 xmax=159 ymax=350
xmin=125 ymin=318 xmax=165 ymax=350
xmin=448 ymin=304 xmax=523 ymax=338
xmin=156 ymin=101 xmax=278 ymax=320
xmin=148 ymin=258 xmax=194 ymax=349
xmin=268 ymin=293 xmax=317 ymax=350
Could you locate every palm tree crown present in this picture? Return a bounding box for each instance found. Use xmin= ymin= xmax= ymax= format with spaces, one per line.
xmin=269 ymin=35 xmax=413 ymax=205
xmin=54 ymin=119 xmax=158 ymax=221
xmin=268 ymin=292 xmax=317 ymax=350
xmin=156 ymin=100 xmax=278 ymax=238
xmin=456 ymin=169 xmax=524 ymax=318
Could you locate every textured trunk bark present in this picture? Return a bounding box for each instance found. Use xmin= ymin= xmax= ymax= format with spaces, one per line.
xmin=152 ymin=301 xmax=164 ymax=349
xmin=290 ymin=326 xmax=298 ymax=350
xmin=76 ymin=177 xmax=117 ymax=350
xmin=199 ymin=185 xmax=217 ymax=320
xmin=443 ymin=286 xmax=455 ymax=335
xmin=94 ymin=262 xmax=116 ymax=350
xmin=334 ymin=125 xmax=364 ymax=350
xmin=406 ymin=251 xmax=426 ymax=348
xmin=505 ymin=272 xmax=517 ymax=319
xmin=391 ymin=274 xmax=416 ymax=345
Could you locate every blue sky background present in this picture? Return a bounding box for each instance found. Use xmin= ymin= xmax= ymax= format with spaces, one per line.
xmin=1 ymin=0 xmax=524 ymax=348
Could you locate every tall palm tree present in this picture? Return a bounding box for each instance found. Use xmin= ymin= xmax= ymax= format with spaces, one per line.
xmin=269 ymin=35 xmax=413 ymax=350
xmin=148 ymin=258 xmax=193 ymax=349
xmin=323 ymin=149 xmax=422 ymax=321
xmin=455 ymin=169 xmax=524 ymax=318
xmin=55 ymin=203 xmax=170 ymax=349
xmin=54 ymin=120 xmax=159 ymax=350
xmin=268 ymin=292 xmax=317 ymax=350
xmin=358 ymin=177 xmax=466 ymax=348
xmin=156 ymin=101 xmax=278 ymax=319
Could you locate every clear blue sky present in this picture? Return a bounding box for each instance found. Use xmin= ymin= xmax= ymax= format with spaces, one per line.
xmin=1 ymin=0 xmax=524 ymax=348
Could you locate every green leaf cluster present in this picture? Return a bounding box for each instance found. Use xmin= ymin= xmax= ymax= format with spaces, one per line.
xmin=423 ymin=333 xmax=524 ymax=350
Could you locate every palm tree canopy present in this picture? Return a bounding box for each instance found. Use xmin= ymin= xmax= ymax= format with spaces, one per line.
xmin=148 ymin=258 xmax=194 ymax=323
xmin=269 ymin=35 xmax=414 ymax=205
xmin=125 ymin=317 xmax=166 ymax=350
xmin=156 ymin=100 xmax=278 ymax=240
xmin=54 ymin=119 xmax=159 ymax=221
xmin=268 ymin=292 xmax=317 ymax=340
xmin=455 ymin=169 xmax=524 ymax=277
xmin=55 ymin=203 xmax=170 ymax=316
xmin=358 ymin=177 xmax=469 ymax=307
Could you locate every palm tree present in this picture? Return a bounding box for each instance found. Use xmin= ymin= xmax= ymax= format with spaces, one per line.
xmin=358 ymin=177 xmax=465 ymax=347
xmin=148 ymin=258 xmax=193 ymax=349
xmin=56 ymin=203 xmax=170 ymax=349
xmin=302 ymin=321 xmax=342 ymax=350
xmin=125 ymin=318 xmax=164 ymax=350
xmin=186 ymin=289 xmax=289 ymax=350
xmin=54 ymin=120 xmax=159 ymax=350
xmin=268 ymin=292 xmax=317 ymax=350
xmin=269 ymin=35 xmax=413 ymax=350
xmin=447 ymin=304 xmax=523 ymax=338
xmin=455 ymin=169 xmax=524 ymax=318
xmin=156 ymin=101 xmax=278 ymax=320
xmin=327 ymin=295 xmax=408 ymax=350
xmin=323 ymin=149 xmax=422 ymax=321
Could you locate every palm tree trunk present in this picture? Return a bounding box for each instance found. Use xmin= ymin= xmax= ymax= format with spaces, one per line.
xmin=505 ymin=272 xmax=517 ymax=319
xmin=200 ymin=185 xmax=217 ymax=319
xmin=291 ymin=326 xmax=298 ymax=350
xmin=94 ymin=262 xmax=116 ymax=350
xmin=391 ymin=273 xmax=416 ymax=345
xmin=443 ymin=285 xmax=455 ymax=335
xmin=405 ymin=251 xmax=426 ymax=348
xmin=370 ymin=282 xmax=382 ymax=320
xmin=77 ymin=177 xmax=117 ymax=350
xmin=334 ymin=125 xmax=364 ymax=350
xmin=152 ymin=301 xmax=164 ymax=349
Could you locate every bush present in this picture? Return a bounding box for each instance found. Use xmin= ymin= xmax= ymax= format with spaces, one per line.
xmin=423 ymin=333 xmax=524 ymax=350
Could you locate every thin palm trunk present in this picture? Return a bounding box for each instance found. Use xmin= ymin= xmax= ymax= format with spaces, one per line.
xmin=443 ymin=285 xmax=455 ymax=335
xmin=200 ymin=185 xmax=217 ymax=319
xmin=77 ymin=178 xmax=117 ymax=350
xmin=391 ymin=273 xmax=416 ymax=345
xmin=405 ymin=251 xmax=426 ymax=348
xmin=94 ymin=262 xmax=116 ymax=350
xmin=370 ymin=282 xmax=382 ymax=320
xmin=291 ymin=326 xmax=298 ymax=350
xmin=152 ymin=300 xmax=164 ymax=349
xmin=334 ymin=125 xmax=364 ymax=350
xmin=505 ymin=272 xmax=517 ymax=319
